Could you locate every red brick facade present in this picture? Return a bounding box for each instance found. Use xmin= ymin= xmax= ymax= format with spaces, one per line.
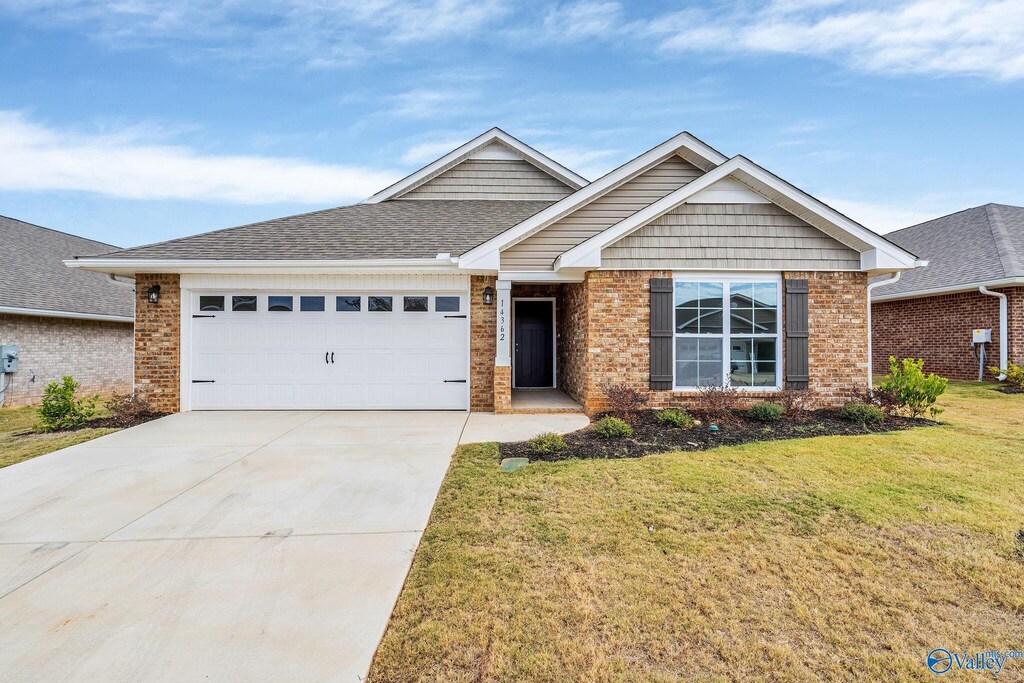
xmin=134 ymin=273 xmax=180 ymax=412
xmin=469 ymin=275 xmax=497 ymax=411
xmin=872 ymin=287 xmax=1023 ymax=381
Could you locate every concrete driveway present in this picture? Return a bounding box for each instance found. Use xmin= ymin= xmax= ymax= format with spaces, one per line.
xmin=0 ymin=410 xmax=467 ymax=682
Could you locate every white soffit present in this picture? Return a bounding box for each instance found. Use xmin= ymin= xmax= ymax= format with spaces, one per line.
xmin=469 ymin=143 xmax=522 ymax=161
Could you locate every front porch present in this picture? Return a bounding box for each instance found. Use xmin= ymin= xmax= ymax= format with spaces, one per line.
xmin=510 ymin=388 xmax=583 ymax=414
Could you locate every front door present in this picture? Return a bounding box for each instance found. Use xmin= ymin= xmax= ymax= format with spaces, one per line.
xmin=514 ymin=300 xmax=554 ymax=388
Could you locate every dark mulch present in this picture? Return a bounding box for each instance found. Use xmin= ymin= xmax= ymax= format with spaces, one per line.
xmin=501 ymin=409 xmax=934 ymax=462
xmin=995 ymin=385 xmax=1024 ymax=395
xmin=48 ymin=411 xmax=169 ymax=433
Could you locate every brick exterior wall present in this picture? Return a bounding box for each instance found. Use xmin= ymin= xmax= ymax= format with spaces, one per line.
xmin=558 ymin=281 xmax=589 ymax=405
xmin=872 ymin=287 xmax=1022 ymax=381
xmin=470 ymin=275 xmax=497 ymax=411
xmin=134 ymin=273 xmax=181 ymax=412
xmin=0 ymin=313 xmax=133 ymax=407
xmin=493 ymin=365 xmax=512 ymax=413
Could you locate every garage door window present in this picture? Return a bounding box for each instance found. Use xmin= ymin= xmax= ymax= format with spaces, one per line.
xmin=336 ymin=296 xmax=360 ymax=312
xmin=199 ymin=296 xmax=224 ymax=312
xmin=436 ymin=296 xmax=460 ymax=312
xmin=368 ymin=296 xmax=392 ymax=312
xmin=232 ymin=296 xmax=257 ymax=312
xmin=403 ymin=296 xmax=428 ymax=312
xmin=268 ymin=296 xmax=293 ymax=312
xmin=300 ymin=296 xmax=325 ymax=312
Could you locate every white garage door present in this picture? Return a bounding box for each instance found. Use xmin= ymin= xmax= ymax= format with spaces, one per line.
xmin=187 ymin=291 xmax=469 ymax=410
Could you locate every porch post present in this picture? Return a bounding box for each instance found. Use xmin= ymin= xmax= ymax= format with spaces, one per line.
xmin=495 ymin=279 xmax=512 ymax=366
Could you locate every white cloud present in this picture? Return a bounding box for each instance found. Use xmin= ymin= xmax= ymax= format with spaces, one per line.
xmin=0 ymin=111 xmax=400 ymax=203
xmin=400 ymin=138 xmax=472 ymax=165
xmin=542 ymin=1 xmax=623 ymax=40
xmin=652 ymin=0 xmax=1024 ymax=80
xmin=383 ymin=88 xmax=480 ymax=119
xmin=819 ymin=195 xmax=946 ymax=233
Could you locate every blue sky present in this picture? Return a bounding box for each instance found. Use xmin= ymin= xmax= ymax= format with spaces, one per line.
xmin=1 ymin=0 xmax=1022 ymax=248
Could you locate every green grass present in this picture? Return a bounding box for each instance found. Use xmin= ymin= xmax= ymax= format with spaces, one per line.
xmin=370 ymin=382 xmax=1024 ymax=682
xmin=0 ymin=405 xmax=116 ymax=468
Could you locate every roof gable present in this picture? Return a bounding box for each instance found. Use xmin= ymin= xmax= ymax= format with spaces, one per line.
xmin=362 ymin=128 xmax=587 ymax=203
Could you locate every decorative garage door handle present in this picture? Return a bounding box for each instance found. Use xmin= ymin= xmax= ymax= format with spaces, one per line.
xmin=192 ymin=379 xmax=215 ymax=383
xmin=192 ymin=314 xmax=216 ymax=318
xmin=331 ymin=352 xmax=335 ymax=363
xmin=444 ymin=314 xmax=467 ymax=318
xmin=325 ymin=351 xmax=329 ymax=364
xmin=443 ymin=379 xmax=467 ymax=383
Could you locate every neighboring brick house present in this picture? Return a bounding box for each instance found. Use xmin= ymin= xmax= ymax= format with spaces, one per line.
xmin=67 ymin=128 xmax=921 ymax=415
xmin=0 ymin=216 xmax=134 ymax=407
xmin=871 ymin=204 xmax=1024 ymax=381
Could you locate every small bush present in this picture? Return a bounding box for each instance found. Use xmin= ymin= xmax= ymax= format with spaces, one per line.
xmin=656 ymin=408 xmax=695 ymax=429
xmin=104 ymin=392 xmax=155 ymax=428
xmin=750 ymin=402 xmax=784 ymax=422
xmin=840 ymin=401 xmax=885 ymax=427
xmin=599 ymin=383 xmax=650 ymax=421
xmin=37 ymin=376 xmax=97 ymax=432
xmin=990 ymin=362 xmax=1024 ymax=388
xmin=592 ymin=416 xmax=633 ymax=438
xmin=694 ymin=382 xmax=738 ymax=423
xmin=778 ymin=388 xmax=811 ymax=417
xmin=529 ymin=431 xmax=566 ymax=455
xmin=879 ymin=357 xmax=948 ymax=418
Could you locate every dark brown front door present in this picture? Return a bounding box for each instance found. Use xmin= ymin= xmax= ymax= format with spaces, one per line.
xmin=514 ymin=300 xmax=554 ymax=388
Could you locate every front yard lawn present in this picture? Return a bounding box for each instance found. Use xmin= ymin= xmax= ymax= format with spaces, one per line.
xmin=371 ymin=382 xmax=1024 ymax=682
xmin=0 ymin=406 xmax=116 ymax=468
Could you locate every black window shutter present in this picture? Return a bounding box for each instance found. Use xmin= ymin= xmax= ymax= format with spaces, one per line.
xmin=785 ymin=279 xmax=809 ymax=390
xmin=650 ymin=278 xmax=674 ymax=390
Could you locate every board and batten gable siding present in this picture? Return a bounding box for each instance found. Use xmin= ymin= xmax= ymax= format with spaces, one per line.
xmin=397 ymin=159 xmax=574 ymax=201
xmin=602 ymin=203 xmax=862 ymax=271
xmin=500 ymin=155 xmax=705 ymax=271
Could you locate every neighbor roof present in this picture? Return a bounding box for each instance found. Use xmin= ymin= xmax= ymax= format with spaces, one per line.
xmin=0 ymin=215 xmax=134 ymax=320
xmin=872 ymin=204 xmax=1024 ymax=299
xmin=82 ymin=201 xmax=553 ymax=261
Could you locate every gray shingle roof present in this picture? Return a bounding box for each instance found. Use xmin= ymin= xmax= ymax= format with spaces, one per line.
xmin=1 ymin=215 xmax=134 ymax=319
xmin=85 ymin=200 xmax=553 ymax=261
xmin=874 ymin=204 xmax=1024 ymax=298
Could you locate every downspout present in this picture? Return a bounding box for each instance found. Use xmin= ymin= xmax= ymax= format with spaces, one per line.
xmin=979 ymin=286 xmax=1008 ymax=380
xmin=866 ymin=271 xmax=902 ymax=391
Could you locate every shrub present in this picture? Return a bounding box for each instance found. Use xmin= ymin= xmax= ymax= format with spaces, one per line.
xmin=104 ymin=392 xmax=155 ymax=428
xmin=750 ymin=402 xmax=784 ymax=422
xmin=777 ymin=388 xmax=811 ymax=417
xmin=694 ymin=382 xmax=738 ymax=423
xmin=878 ymin=357 xmax=948 ymax=418
xmin=990 ymin=362 xmax=1024 ymax=388
xmin=529 ymin=431 xmax=567 ymax=455
xmin=37 ymin=376 xmax=97 ymax=432
xmin=656 ymin=408 xmax=695 ymax=429
xmin=592 ymin=416 xmax=633 ymax=438
xmin=599 ymin=383 xmax=650 ymax=421
xmin=840 ymin=401 xmax=885 ymax=427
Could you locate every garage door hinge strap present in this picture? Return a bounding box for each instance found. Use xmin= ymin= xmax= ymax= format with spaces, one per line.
xmin=443 ymin=379 xmax=467 ymax=383
xmin=192 ymin=314 xmax=216 ymax=318
xmin=192 ymin=379 xmax=216 ymax=383
xmin=444 ymin=314 xmax=467 ymax=318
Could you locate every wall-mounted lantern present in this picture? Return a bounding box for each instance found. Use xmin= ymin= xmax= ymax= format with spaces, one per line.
xmin=482 ymin=286 xmax=494 ymax=305
xmin=146 ymin=284 xmax=161 ymax=304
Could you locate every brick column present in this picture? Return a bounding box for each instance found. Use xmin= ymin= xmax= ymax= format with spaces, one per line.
xmin=493 ymin=365 xmax=512 ymax=413
xmin=134 ymin=273 xmax=180 ymax=412
xmin=470 ymin=275 xmax=497 ymax=411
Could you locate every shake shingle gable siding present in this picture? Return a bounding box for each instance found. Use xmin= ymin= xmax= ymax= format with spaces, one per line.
xmin=89 ymin=200 xmax=553 ymax=261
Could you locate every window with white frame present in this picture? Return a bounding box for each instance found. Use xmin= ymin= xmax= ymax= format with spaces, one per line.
xmin=674 ymin=277 xmax=780 ymax=389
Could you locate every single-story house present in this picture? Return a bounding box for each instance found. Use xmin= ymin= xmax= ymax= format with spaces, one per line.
xmin=0 ymin=215 xmax=135 ymax=407
xmin=871 ymin=204 xmax=1023 ymax=381
xmin=66 ymin=129 xmax=921 ymax=415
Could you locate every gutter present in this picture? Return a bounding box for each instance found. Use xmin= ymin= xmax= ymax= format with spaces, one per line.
xmin=979 ymin=286 xmax=1008 ymax=380
xmin=866 ymin=271 xmax=902 ymax=390
xmin=872 ymin=276 xmax=1024 ymax=302
xmin=64 ymin=256 xmax=464 ymax=276
xmin=0 ymin=305 xmax=133 ymax=323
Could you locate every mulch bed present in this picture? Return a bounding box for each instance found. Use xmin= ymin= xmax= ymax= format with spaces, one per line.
xmin=995 ymin=385 xmax=1024 ymax=395
xmin=501 ymin=409 xmax=934 ymax=462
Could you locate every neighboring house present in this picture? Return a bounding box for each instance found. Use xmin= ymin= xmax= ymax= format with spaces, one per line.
xmin=871 ymin=204 xmax=1024 ymax=381
xmin=66 ymin=129 xmax=921 ymax=415
xmin=0 ymin=216 xmax=135 ymax=407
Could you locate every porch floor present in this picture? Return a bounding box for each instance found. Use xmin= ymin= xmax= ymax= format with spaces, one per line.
xmin=510 ymin=389 xmax=584 ymax=414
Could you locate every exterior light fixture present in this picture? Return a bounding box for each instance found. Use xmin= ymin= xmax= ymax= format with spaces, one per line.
xmin=146 ymin=284 xmax=161 ymax=304
xmin=482 ymin=286 xmax=494 ymax=305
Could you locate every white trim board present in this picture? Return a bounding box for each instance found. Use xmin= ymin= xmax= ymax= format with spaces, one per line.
xmin=0 ymin=305 xmax=133 ymax=323
xmin=361 ymin=128 xmax=588 ymax=203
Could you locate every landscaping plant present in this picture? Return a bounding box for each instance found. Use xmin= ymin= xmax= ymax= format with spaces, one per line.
xmin=599 ymin=383 xmax=650 ymax=422
xmin=840 ymin=401 xmax=885 ymax=428
xmin=989 ymin=361 xmax=1024 ymax=388
xmin=778 ymin=388 xmax=811 ymax=418
xmin=656 ymin=408 xmax=696 ymax=429
xmin=592 ymin=416 xmax=633 ymax=438
xmin=528 ymin=431 xmax=567 ymax=455
xmin=878 ymin=357 xmax=948 ymax=418
xmin=694 ymin=382 xmax=738 ymax=423
xmin=750 ymin=402 xmax=784 ymax=422
xmin=104 ymin=392 xmax=156 ymax=428
xmin=36 ymin=376 xmax=97 ymax=432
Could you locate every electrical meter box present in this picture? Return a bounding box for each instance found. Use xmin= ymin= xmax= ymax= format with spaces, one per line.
xmin=973 ymin=329 xmax=992 ymax=344
xmin=1 ymin=345 xmax=18 ymax=373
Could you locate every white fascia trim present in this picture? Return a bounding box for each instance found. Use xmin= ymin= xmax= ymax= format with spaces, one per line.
xmin=555 ymin=156 xmax=920 ymax=271
xmin=64 ymin=257 xmax=463 ymax=276
xmin=457 ymin=131 xmax=729 ymax=270
xmin=0 ymin=305 xmax=133 ymax=323
xmin=496 ymin=270 xmax=586 ymax=283
xmin=361 ymin=127 xmax=587 ymax=204
xmin=871 ymin=276 xmax=1024 ymax=302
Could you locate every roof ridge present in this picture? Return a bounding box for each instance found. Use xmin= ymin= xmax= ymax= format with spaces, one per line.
xmin=884 ymin=204 xmax=987 ymax=236
xmin=0 ymin=213 xmax=121 ymax=250
xmin=985 ymin=203 xmax=1023 ymax=277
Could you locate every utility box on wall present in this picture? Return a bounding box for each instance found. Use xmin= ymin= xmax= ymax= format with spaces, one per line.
xmin=972 ymin=329 xmax=992 ymax=344
xmin=1 ymin=345 xmax=18 ymax=373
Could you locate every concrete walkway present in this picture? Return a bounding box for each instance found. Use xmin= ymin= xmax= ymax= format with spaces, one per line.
xmin=0 ymin=410 xmax=467 ymax=682
xmin=460 ymin=412 xmax=590 ymax=444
